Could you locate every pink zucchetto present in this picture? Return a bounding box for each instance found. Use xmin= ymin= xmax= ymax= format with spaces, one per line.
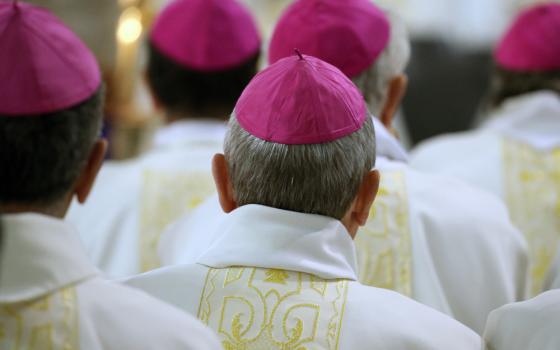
xmin=268 ymin=0 xmax=390 ymax=78
xmin=0 ymin=1 xmax=101 ymax=116
xmin=495 ymin=3 xmax=560 ymax=72
xmin=150 ymin=0 xmax=261 ymax=72
xmin=234 ymin=52 xmax=367 ymax=145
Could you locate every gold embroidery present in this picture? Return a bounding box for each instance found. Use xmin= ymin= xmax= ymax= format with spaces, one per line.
xmin=139 ymin=170 xmax=215 ymax=272
xmin=354 ymin=170 xmax=412 ymax=297
xmin=504 ymin=139 xmax=560 ymax=295
xmin=265 ymin=269 xmax=290 ymax=285
xmin=197 ymin=267 xmax=349 ymax=350
xmin=0 ymin=287 xmax=79 ymax=350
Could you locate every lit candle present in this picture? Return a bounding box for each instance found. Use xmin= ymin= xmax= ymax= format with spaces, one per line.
xmin=114 ymin=6 xmax=143 ymax=106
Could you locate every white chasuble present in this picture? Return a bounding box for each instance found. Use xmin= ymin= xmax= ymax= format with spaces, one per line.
xmin=126 ymin=205 xmax=481 ymax=350
xmin=139 ymin=170 xmax=216 ymax=271
xmin=0 ymin=213 xmax=222 ymax=350
xmin=0 ymin=287 xmax=78 ymax=349
xmin=66 ymin=120 xmax=225 ymax=278
xmin=198 ymin=267 xmax=348 ymax=350
xmin=484 ymin=290 xmax=560 ymax=350
xmin=355 ymin=170 xmax=412 ymax=297
xmin=503 ymin=139 xmax=560 ymax=295
xmin=412 ymin=91 xmax=560 ymax=295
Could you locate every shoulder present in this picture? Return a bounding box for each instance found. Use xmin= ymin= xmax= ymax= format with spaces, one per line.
xmin=122 ymin=264 xmax=209 ymax=313
xmin=159 ymin=195 xmax=226 ymax=266
xmin=406 ymin=169 xmax=523 ymax=246
xmin=411 ymin=130 xmax=499 ymax=169
xmin=346 ymin=282 xmax=481 ymax=349
xmin=76 ymin=277 xmax=221 ymax=349
xmin=485 ymin=290 xmax=560 ymax=350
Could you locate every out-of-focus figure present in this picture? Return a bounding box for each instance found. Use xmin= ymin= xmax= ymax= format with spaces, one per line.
xmin=0 ymin=3 xmax=222 ymax=349
xmin=125 ymin=52 xmax=481 ymax=350
xmin=66 ymin=0 xmax=261 ymax=278
xmin=412 ymin=3 xmax=560 ymax=297
xmin=159 ymin=0 xmax=528 ymax=335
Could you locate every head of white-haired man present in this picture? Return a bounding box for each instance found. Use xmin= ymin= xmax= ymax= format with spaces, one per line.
xmin=212 ymin=53 xmax=380 ymax=237
xmin=269 ymin=0 xmax=410 ymax=131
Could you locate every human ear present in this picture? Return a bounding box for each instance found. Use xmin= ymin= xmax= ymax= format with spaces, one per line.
xmin=74 ymin=139 xmax=108 ymax=204
xmin=352 ymin=170 xmax=380 ymax=226
xmin=380 ymin=74 xmax=408 ymax=129
xmin=212 ymin=153 xmax=238 ymax=213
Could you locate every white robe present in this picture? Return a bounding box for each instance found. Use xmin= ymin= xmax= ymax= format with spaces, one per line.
xmin=483 ymin=289 xmax=560 ymax=350
xmin=411 ymin=91 xmax=560 ymax=295
xmin=66 ymin=120 xmax=225 ymax=278
xmin=126 ymin=204 xmax=481 ymax=349
xmin=0 ymin=213 xmax=222 ymax=350
xmin=545 ymin=248 xmax=560 ymax=290
xmin=159 ymin=118 xmax=528 ymax=335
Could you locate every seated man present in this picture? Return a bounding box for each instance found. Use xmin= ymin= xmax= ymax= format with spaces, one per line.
xmin=161 ymin=0 xmax=528 ymax=335
xmin=126 ymin=53 xmax=481 ymax=349
xmin=0 ymin=2 xmax=221 ymax=349
xmin=411 ymin=3 xmax=560 ymax=296
xmin=483 ymin=290 xmax=560 ymax=350
xmin=67 ymin=0 xmax=262 ymax=277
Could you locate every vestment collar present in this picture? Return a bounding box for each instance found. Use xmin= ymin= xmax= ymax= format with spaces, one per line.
xmin=197 ymin=204 xmax=359 ymax=281
xmin=0 ymin=213 xmax=99 ymax=302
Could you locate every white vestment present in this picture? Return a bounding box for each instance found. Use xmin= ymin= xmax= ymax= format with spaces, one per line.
xmin=411 ymin=91 xmax=560 ymax=295
xmin=66 ymin=120 xmax=225 ymax=278
xmin=126 ymin=205 xmax=481 ymax=349
xmin=483 ymin=289 xmax=560 ymax=350
xmin=0 ymin=213 xmax=222 ymax=350
xmin=545 ymin=247 xmax=560 ymax=290
xmin=159 ymin=118 xmax=528 ymax=335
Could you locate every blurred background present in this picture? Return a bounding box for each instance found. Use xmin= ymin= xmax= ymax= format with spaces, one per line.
xmin=27 ymin=0 xmax=555 ymax=158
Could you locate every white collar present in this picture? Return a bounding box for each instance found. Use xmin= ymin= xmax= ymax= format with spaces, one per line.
xmin=372 ymin=117 xmax=409 ymax=163
xmin=153 ymin=119 xmax=227 ymax=148
xmin=483 ymin=90 xmax=560 ymax=151
xmin=0 ymin=213 xmax=99 ymax=303
xmin=196 ymin=205 xmax=359 ymax=281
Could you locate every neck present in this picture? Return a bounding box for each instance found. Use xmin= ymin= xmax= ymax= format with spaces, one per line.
xmin=0 ymin=198 xmax=70 ymax=219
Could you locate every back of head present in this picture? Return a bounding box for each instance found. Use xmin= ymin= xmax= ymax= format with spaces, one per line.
xmin=0 ymin=1 xmax=103 ymax=208
xmin=224 ymin=54 xmax=376 ymax=220
xmin=269 ymin=0 xmax=410 ymax=115
xmin=147 ymin=0 xmax=261 ymax=119
xmin=488 ymin=3 xmax=560 ymax=108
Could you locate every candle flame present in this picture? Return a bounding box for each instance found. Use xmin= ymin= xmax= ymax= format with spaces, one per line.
xmin=117 ymin=7 xmax=143 ymax=45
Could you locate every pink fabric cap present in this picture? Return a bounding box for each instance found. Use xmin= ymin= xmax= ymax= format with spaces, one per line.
xmin=268 ymin=0 xmax=390 ymax=78
xmin=234 ymin=53 xmax=367 ymax=145
xmin=150 ymin=0 xmax=261 ymax=72
xmin=495 ymin=3 xmax=560 ymax=72
xmin=0 ymin=1 xmax=101 ymax=116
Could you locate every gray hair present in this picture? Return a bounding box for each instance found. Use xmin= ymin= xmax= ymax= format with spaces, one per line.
xmin=352 ymin=10 xmax=411 ymax=116
xmin=224 ymin=115 xmax=376 ymax=220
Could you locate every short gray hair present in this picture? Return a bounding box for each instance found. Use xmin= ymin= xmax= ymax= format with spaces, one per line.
xmin=224 ymin=115 xmax=376 ymax=220
xmin=352 ymin=10 xmax=411 ymax=116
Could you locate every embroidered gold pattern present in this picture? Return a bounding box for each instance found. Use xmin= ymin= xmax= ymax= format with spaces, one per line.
xmin=265 ymin=269 xmax=290 ymax=285
xmin=197 ymin=267 xmax=349 ymax=350
xmin=354 ymin=170 xmax=412 ymax=297
xmin=504 ymin=139 xmax=560 ymax=295
xmin=0 ymin=287 xmax=79 ymax=349
xmin=139 ymin=170 xmax=215 ymax=271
